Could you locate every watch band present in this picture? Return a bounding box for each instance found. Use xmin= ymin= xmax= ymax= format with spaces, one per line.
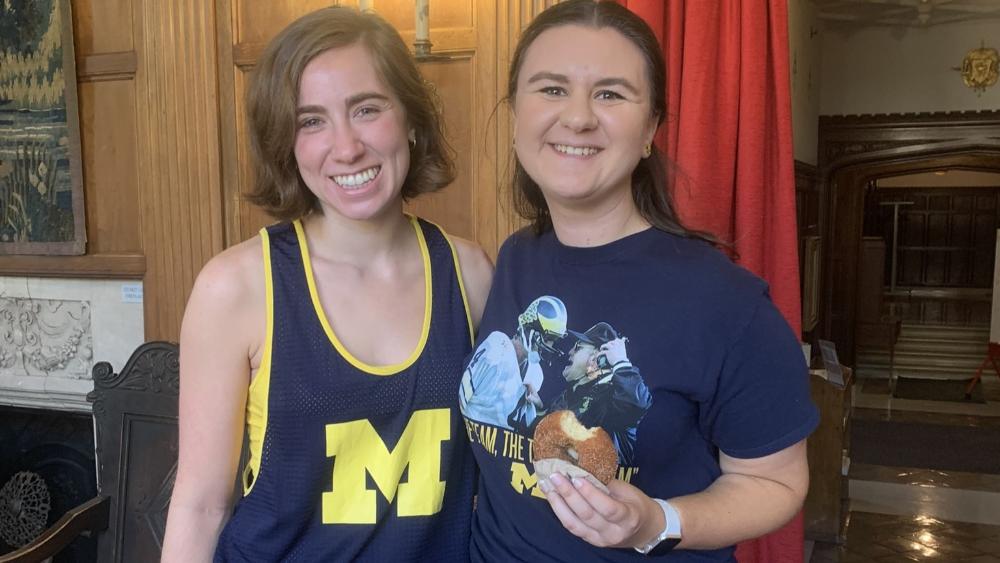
xmin=634 ymin=498 xmax=682 ymax=555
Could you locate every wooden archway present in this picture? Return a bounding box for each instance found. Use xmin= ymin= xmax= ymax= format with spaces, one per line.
xmin=818 ymin=112 xmax=1000 ymax=365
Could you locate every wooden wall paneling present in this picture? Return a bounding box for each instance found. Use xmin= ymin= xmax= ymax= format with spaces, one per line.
xmin=237 ymin=0 xmax=335 ymax=45
xmin=406 ymin=56 xmax=477 ymax=240
xmin=77 ymin=52 xmax=138 ymax=82
xmin=75 ymin=0 xmax=142 ymax=257
xmin=78 ymin=81 xmax=141 ymax=255
xmin=74 ymin=0 xmax=142 ymax=258
xmin=74 ymin=0 xmax=140 ymax=256
xmin=379 ymin=0 xmax=473 ymax=29
xmin=0 ymin=255 xmax=146 ymax=279
xmin=470 ymin=0 xmax=501 ymax=256
xmin=217 ymin=0 xmax=273 ymax=246
xmin=235 ymin=70 xmax=275 ymax=244
xmin=72 ymin=0 xmax=134 ymax=54
xmin=134 ymin=0 xmax=225 ymax=340
xmin=494 ymin=0 xmax=525 ymax=248
xmin=217 ymin=0 xmax=241 ymax=247
xmin=399 ymin=1 xmax=481 ymax=243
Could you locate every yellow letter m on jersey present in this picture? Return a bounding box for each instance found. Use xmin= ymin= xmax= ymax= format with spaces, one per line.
xmin=322 ymin=408 xmax=450 ymax=524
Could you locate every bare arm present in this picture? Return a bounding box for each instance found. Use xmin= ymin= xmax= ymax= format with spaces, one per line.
xmin=450 ymin=236 xmax=494 ymax=330
xmin=540 ymin=438 xmax=809 ymax=550
xmin=662 ymin=439 xmax=808 ymax=548
xmin=161 ymin=242 xmax=265 ymax=562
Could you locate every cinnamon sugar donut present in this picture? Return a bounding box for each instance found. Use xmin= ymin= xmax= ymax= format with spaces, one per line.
xmin=532 ymin=410 xmax=618 ymax=486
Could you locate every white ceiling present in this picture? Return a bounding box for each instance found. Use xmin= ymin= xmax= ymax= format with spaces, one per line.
xmin=815 ymin=0 xmax=1000 ymax=28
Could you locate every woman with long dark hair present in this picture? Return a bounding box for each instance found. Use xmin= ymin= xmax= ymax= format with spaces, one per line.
xmin=458 ymin=1 xmax=818 ymax=560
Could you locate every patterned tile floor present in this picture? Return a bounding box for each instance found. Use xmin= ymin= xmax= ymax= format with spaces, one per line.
xmin=809 ymin=376 xmax=1000 ymax=562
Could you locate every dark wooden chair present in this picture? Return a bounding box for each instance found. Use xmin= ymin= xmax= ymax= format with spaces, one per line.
xmin=1 ymin=342 xmax=180 ymax=563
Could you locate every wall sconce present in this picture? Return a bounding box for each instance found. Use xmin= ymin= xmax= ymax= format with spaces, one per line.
xmin=953 ymin=41 xmax=999 ymax=96
xmin=413 ymin=0 xmax=432 ymax=58
xmin=358 ymin=0 xmax=443 ymax=61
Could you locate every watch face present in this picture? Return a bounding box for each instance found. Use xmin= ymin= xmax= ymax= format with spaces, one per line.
xmin=647 ymin=537 xmax=681 ymax=556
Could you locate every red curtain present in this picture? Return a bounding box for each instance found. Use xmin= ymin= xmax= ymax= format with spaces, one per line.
xmin=623 ymin=1 xmax=804 ymax=562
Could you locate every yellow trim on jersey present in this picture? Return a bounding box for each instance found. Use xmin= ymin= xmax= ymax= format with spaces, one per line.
xmin=432 ymin=221 xmax=475 ymax=346
xmin=243 ymin=228 xmax=274 ymax=496
xmin=294 ymin=216 xmax=432 ymax=376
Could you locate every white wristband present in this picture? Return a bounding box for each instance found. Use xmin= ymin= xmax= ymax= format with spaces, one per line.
xmin=634 ymin=498 xmax=682 ymax=555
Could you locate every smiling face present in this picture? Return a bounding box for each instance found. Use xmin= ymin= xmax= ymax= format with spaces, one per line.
xmin=293 ymin=43 xmax=412 ymax=222
xmin=512 ymin=25 xmax=657 ymax=213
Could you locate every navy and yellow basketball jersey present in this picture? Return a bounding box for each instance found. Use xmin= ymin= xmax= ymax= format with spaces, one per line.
xmin=214 ymin=216 xmax=477 ymax=562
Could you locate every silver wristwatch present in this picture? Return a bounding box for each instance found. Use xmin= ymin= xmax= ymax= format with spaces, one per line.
xmin=634 ymin=498 xmax=682 ymax=555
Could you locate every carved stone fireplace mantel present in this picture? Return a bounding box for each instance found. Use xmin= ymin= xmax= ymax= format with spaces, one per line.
xmin=0 ymin=296 xmax=94 ymax=412
xmin=0 ymin=277 xmax=144 ymax=413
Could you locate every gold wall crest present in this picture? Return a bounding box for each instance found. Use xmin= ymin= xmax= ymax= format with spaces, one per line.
xmin=955 ymin=42 xmax=999 ymax=95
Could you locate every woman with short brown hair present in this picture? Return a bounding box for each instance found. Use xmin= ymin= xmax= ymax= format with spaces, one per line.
xmin=162 ymin=7 xmax=492 ymax=561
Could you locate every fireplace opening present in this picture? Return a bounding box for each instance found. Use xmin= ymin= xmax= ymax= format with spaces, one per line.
xmin=0 ymin=406 xmax=97 ymax=562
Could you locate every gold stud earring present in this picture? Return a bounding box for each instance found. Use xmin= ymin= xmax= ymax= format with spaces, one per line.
xmin=643 ymin=144 xmax=652 ymax=158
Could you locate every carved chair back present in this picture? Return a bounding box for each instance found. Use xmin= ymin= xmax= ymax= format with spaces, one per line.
xmin=90 ymin=341 xmax=179 ymax=562
xmin=0 ymin=342 xmax=247 ymax=563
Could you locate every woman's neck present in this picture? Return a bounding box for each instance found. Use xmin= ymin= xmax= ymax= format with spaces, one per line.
xmin=301 ymin=206 xmax=414 ymax=268
xmin=548 ymin=190 xmax=650 ymax=247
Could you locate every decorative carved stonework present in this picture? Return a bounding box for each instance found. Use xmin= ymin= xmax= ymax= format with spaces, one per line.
xmin=0 ymin=297 xmax=92 ymax=378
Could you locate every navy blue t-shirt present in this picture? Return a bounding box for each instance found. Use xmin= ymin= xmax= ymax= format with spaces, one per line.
xmin=459 ymin=227 xmax=819 ymax=562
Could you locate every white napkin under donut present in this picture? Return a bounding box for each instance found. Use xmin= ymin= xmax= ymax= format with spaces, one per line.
xmin=533 ymin=457 xmax=610 ymax=494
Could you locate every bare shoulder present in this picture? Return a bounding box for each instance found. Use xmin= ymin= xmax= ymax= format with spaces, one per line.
xmin=196 ymin=236 xmax=265 ymax=298
xmin=447 ymin=235 xmax=494 ymax=330
xmin=450 ymin=236 xmax=494 ymax=282
xmin=182 ymin=235 xmax=266 ymax=359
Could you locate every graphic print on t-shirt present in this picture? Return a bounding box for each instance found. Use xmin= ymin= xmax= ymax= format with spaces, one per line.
xmin=459 ymin=295 xmax=653 ymax=495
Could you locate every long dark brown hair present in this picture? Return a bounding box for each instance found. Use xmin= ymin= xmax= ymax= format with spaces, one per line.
xmin=508 ymin=0 xmax=713 ymax=243
xmin=245 ymin=6 xmax=455 ymax=221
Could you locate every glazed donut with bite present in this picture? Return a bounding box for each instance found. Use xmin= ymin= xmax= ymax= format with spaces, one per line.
xmin=532 ymin=410 xmax=618 ymax=492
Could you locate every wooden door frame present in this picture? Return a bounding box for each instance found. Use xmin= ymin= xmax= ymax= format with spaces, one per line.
xmin=818 ymin=111 xmax=1000 ymax=365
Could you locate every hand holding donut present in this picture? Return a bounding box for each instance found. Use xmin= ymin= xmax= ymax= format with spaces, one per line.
xmin=538 ymin=473 xmax=664 ymax=549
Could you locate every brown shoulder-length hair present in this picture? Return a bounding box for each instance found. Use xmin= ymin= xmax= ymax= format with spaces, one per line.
xmin=246 ymin=6 xmax=455 ymax=221
xmin=507 ymin=0 xmax=713 ymax=243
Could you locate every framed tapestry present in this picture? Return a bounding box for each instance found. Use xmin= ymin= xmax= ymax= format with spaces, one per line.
xmin=0 ymin=0 xmax=86 ymax=255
